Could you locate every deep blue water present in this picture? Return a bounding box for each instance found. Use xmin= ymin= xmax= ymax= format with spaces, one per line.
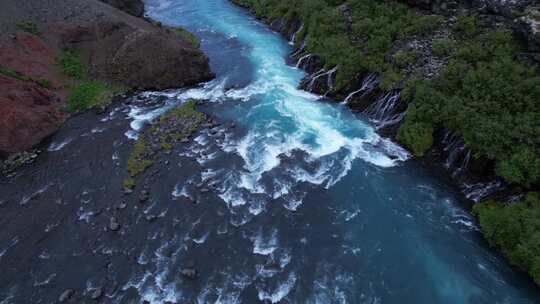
xmin=134 ymin=0 xmax=540 ymax=303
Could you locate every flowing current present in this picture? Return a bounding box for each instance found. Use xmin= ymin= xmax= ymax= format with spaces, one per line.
xmin=1 ymin=0 xmax=539 ymax=303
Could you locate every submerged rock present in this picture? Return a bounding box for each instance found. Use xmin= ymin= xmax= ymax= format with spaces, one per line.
xmin=109 ymin=217 xmax=120 ymax=231
xmin=138 ymin=190 xmax=150 ymax=202
xmin=90 ymin=287 xmax=103 ymax=300
xmin=58 ymin=289 xmax=74 ymax=302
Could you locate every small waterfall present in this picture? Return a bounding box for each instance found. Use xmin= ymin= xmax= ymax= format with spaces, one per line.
xmin=463 ymin=181 xmax=504 ymax=202
xmin=454 ymin=150 xmax=471 ymax=177
xmin=289 ymin=24 xmax=303 ymax=45
xmin=363 ymin=91 xmax=404 ymax=129
xmin=307 ymin=67 xmax=337 ymax=93
xmin=290 ymin=40 xmax=306 ymax=58
xmin=441 ymin=131 xmax=472 ymax=177
xmin=296 ymin=54 xmax=312 ymax=69
xmin=343 ymin=73 xmax=379 ymax=104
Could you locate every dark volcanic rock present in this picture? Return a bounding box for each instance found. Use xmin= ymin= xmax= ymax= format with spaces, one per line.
xmin=59 ymin=289 xmax=74 ymax=302
xmin=0 ymin=76 xmax=63 ymax=157
xmin=63 ymin=22 xmax=214 ymax=91
xmin=100 ymin=0 xmax=144 ymax=17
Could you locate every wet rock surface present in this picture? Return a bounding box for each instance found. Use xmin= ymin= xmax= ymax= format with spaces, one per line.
xmin=100 ymin=0 xmax=145 ymax=17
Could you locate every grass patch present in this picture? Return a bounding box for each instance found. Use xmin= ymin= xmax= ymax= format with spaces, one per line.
xmin=154 ymin=100 xmax=206 ymax=150
xmin=127 ymin=138 xmax=154 ymax=177
xmin=58 ymin=50 xmax=86 ymax=79
xmin=0 ymin=67 xmax=31 ymax=81
xmin=67 ymin=81 xmax=114 ymax=112
xmin=122 ymin=178 xmax=136 ymax=191
xmin=175 ymin=28 xmax=201 ymax=48
xmin=0 ymin=66 xmax=53 ymax=89
xmin=16 ymin=21 xmax=40 ymax=36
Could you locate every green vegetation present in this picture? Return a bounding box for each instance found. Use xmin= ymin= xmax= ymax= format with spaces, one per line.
xmin=127 ymin=138 xmax=154 ymax=177
xmin=232 ymin=0 xmax=442 ymax=89
xmin=0 ymin=66 xmax=52 ymax=89
xmin=126 ymin=101 xmax=205 ymax=179
xmin=153 ymin=100 xmax=206 ymax=150
xmin=123 ymin=178 xmax=136 ymax=191
xmin=58 ymin=50 xmax=86 ymax=79
xmin=393 ymin=51 xmax=420 ymax=68
xmin=67 ymin=81 xmax=115 ymax=112
xmin=398 ymin=26 xmax=540 ymax=187
xmin=175 ymin=28 xmax=201 ymax=48
xmin=431 ymin=38 xmax=453 ymax=57
xmin=16 ymin=21 xmax=40 ymax=36
xmin=474 ymin=193 xmax=540 ymax=285
xmin=57 ymin=50 xmax=122 ymax=112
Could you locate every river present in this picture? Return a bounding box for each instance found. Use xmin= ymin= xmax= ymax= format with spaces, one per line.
xmin=0 ymin=0 xmax=539 ymax=303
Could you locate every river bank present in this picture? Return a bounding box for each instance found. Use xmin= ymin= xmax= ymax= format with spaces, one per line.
xmin=0 ymin=0 xmax=213 ymax=164
xmin=230 ymin=0 xmax=540 ymax=285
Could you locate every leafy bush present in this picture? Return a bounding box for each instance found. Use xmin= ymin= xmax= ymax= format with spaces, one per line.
xmin=474 ymin=193 xmax=540 ymax=285
xmin=393 ymin=51 xmax=419 ymax=68
xmin=397 ymin=120 xmax=433 ymax=156
xmin=431 ymin=38 xmax=453 ymax=57
xmin=454 ymin=14 xmax=478 ymax=37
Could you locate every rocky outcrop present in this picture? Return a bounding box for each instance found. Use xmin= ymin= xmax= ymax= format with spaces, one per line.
xmin=0 ymin=76 xmax=63 ymax=157
xmin=100 ymin=0 xmax=144 ymax=17
xmin=63 ymin=22 xmax=214 ymax=90
xmin=515 ymin=7 xmax=540 ymax=52
xmin=0 ymin=0 xmax=214 ymax=158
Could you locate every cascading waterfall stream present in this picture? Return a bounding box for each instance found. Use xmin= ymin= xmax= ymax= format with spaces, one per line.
xmin=363 ymin=91 xmax=405 ymax=129
xmin=343 ymin=73 xmax=379 ymax=104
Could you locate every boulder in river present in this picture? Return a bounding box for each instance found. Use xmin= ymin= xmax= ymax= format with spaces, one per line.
xmin=58 ymin=289 xmax=74 ymax=302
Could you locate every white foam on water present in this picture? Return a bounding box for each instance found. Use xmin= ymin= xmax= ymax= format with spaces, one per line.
xmin=253 ymin=229 xmax=279 ymax=256
xmin=257 ymin=272 xmax=297 ymax=303
xmin=47 ymin=137 xmax=74 ymax=152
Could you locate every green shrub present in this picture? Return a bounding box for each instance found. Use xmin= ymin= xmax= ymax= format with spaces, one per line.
xmin=397 ymin=120 xmax=434 ymax=156
xmin=454 ymin=14 xmax=478 ymax=37
xmin=16 ymin=21 xmax=40 ymax=36
xmin=431 ymin=38 xmax=453 ymax=57
xmin=393 ymin=51 xmax=419 ymax=68
xmin=67 ymin=81 xmax=111 ymax=112
xmin=474 ymin=193 xmax=540 ymax=285
xmin=58 ymin=51 xmax=86 ymax=79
